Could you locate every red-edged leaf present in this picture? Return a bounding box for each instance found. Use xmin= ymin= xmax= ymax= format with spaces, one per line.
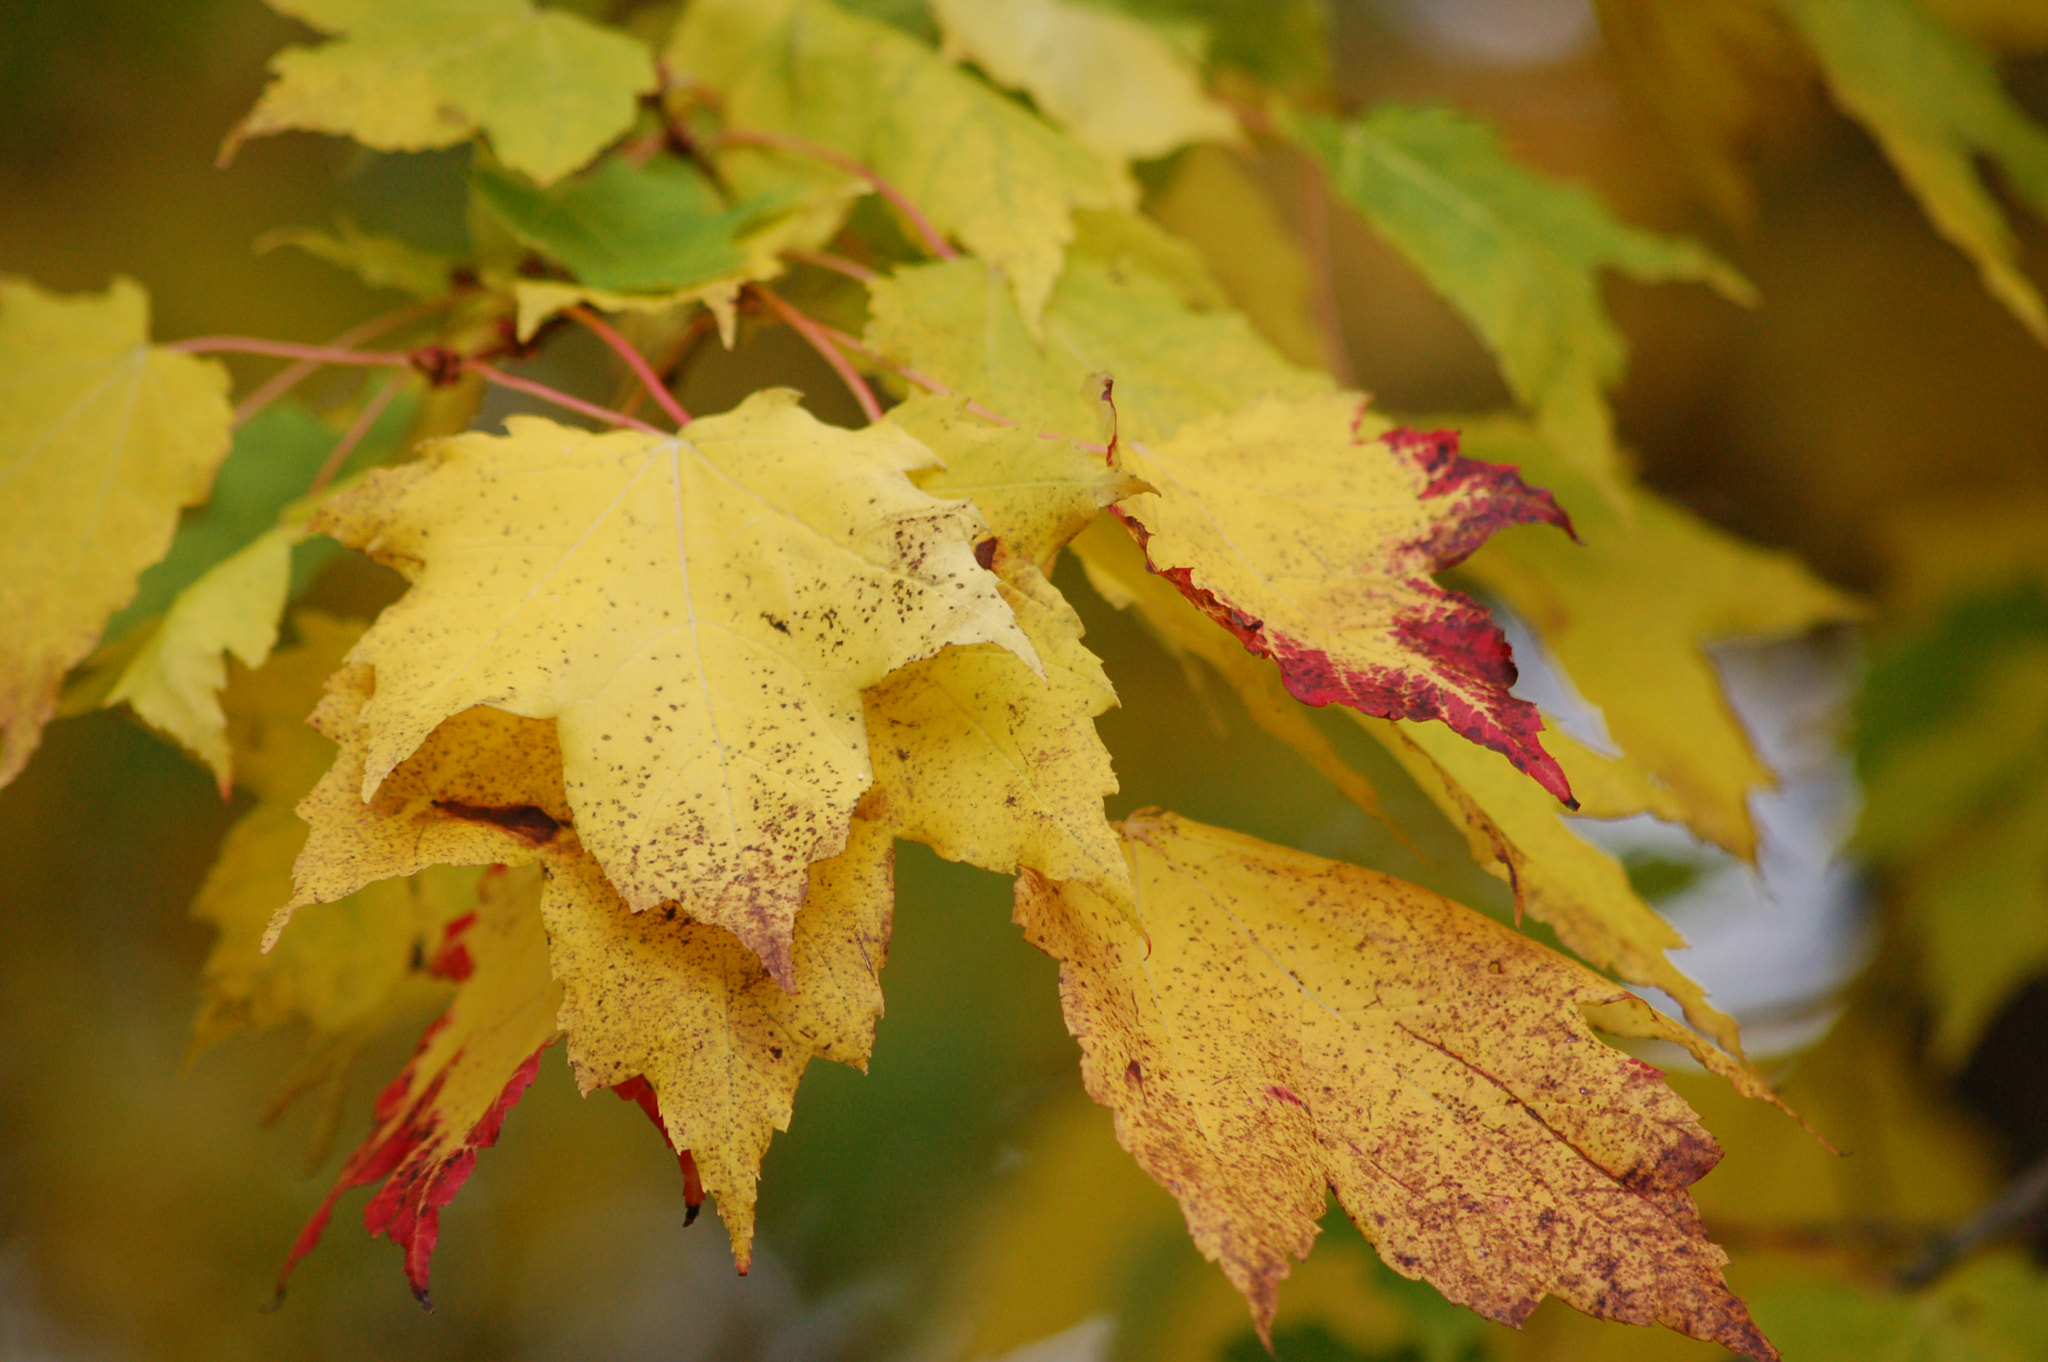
xmin=277 ymin=864 xmax=560 ymax=1307
xmin=1111 ymin=391 xmax=1577 ymax=805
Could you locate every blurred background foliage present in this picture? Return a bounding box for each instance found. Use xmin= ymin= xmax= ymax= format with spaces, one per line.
xmin=4 ymin=1 xmax=2048 ymax=1359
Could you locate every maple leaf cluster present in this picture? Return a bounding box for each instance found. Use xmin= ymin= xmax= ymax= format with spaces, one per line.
xmin=26 ymin=0 xmax=2048 ymax=1354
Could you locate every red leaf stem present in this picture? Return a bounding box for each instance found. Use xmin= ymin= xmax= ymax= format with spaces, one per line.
xmin=751 ymin=286 xmax=885 ymax=423
xmin=565 ymin=304 xmax=692 ymax=428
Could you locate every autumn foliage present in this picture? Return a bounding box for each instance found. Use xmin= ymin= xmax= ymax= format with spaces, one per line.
xmin=7 ymin=1 xmax=2048 ymax=1359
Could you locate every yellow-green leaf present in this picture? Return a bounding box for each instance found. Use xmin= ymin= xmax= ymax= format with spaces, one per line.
xmin=229 ymin=0 xmax=654 ymax=185
xmin=538 ymin=818 xmax=892 ymax=1267
xmin=865 ymin=255 xmax=1325 ymax=444
xmin=1454 ymin=414 xmax=1861 ymax=858
xmin=1287 ymin=104 xmax=1755 ymax=497
xmin=1016 ymin=811 xmax=1778 ymax=1359
xmin=309 ymin=392 xmax=1034 ymax=984
xmin=105 ymin=525 xmax=293 ymax=792
xmin=1748 ymin=1256 xmax=2048 ymax=1362
xmin=668 ymin=0 xmax=1132 ymax=328
xmin=1782 ymin=0 xmax=2048 ymax=344
xmin=0 ymin=276 xmax=233 ymax=787
xmin=930 ymin=0 xmax=1237 ymax=164
xmin=258 ymin=219 xmax=459 ymax=299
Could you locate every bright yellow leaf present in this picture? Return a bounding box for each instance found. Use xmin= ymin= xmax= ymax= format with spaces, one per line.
xmin=866 ymin=554 xmax=1128 ymax=899
xmin=1454 ymin=414 xmax=1861 ymax=858
xmin=1113 ymin=392 xmax=1576 ymax=804
xmin=0 ymin=276 xmax=233 ymax=787
xmin=538 ymin=818 xmax=892 ymax=1268
xmin=228 ymin=0 xmax=654 ymax=185
xmin=930 ymin=0 xmax=1237 ymax=165
xmin=309 ymin=392 xmax=1033 ymax=984
xmin=1016 ymin=811 xmax=1778 ymax=1359
xmin=1783 ymin=0 xmax=2048 ymax=344
xmin=889 ymin=393 xmax=1148 ymax=571
xmin=667 ymin=0 xmax=1132 ymax=329
xmin=864 ymin=255 xmax=1325 ymax=445
xmin=106 ymin=525 xmax=293 ymax=792
xmin=279 ymin=662 xmax=570 ymax=947
xmin=1069 ymin=516 xmax=1384 ymax=819
xmin=1287 ymin=105 xmax=1755 ymax=499
xmin=280 ymin=860 xmax=561 ymax=1305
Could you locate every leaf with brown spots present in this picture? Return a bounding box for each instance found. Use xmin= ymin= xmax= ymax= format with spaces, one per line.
xmin=537 ymin=817 xmax=892 ymax=1268
xmin=309 ymin=391 xmax=1033 ymax=984
xmin=1015 ymin=811 xmax=1778 ymax=1360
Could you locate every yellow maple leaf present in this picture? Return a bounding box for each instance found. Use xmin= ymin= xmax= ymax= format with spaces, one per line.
xmin=538 ymin=818 xmax=892 ymax=1267
xmin=106 ymin=525 xmax=293 ymax=793
xmin=227 ymin=0 xmax=654 ymax=186
xmin=668 ymin=0 xmax=1132 ymax=329
xmin=930 ymin=0 xmax=1238 ymax=165
xmin=0 ymin=277 xmax=233 ymax=787
xmin=277 ymin=662 xmax=570 ymax=947
xmin=1113 ymin=391 xmax=1577 ymax=805
xmin=310 ymin=391 xmax=1034 ymax=983
xmin=866 ymin=554 xmax=1128 ymax=899
xmin=1783 ymin=0 xmax=2048 ymax=344
xmin=1453 ymin=414 xmax=1861 ymax=859
xmin=280 ymin=860 xmax=561 ymax=1307
xmin=1016 ymin=811 xmax=1778 ymax=1360
xmin=1067 ymin=514 xmax=1746 ymax=1063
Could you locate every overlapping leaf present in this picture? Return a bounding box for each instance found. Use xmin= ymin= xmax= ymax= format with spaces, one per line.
xmin=667 ymin=0 xmax=1132 ymax=328
xmin=1017 ymin=811 xmax=1777 ymax=1359
xmin=1453 ymin=415 xmax=1861 ymax=858
xmin=1287 ymin=105 xmax=1754 ymax=497
xmin=539 ymin=818 xmax=893 ymax=1266
xmin=309 ymin=392 xmax=1033 ymax=984
xmin=864 ymin=255 xmax=1325 ymax=444
xmin=930 ymin=0 xmax=1236 ymax=165
xmin=0 ymin=277 xmax=233 ymax=787
xmin=1112 ymin=391 xmax=1577 ymax=805
xmin=1782 ymin=0 xmax=2048 ymax=344
xmin=229 ymin=0 xmax=654 ymax=185
xmin=279 ymin=862 xmax=561 ymax=1307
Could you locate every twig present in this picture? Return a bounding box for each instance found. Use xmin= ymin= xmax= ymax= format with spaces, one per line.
xmin=176 ymin=335 xmax=666 ymax=436
xmin=715 ymin=126 xmax=957 ymax=261
xmin=751 ymin=286 xmax=884 ymax=424
xmin=465 ymin=360 xmax=667 ymax=435
xmin=225 ymin=299 xmax=445 ymax=425
xmin=788 ymin=249 xmax=880 ymax=284
xmin=566 ymin=304 xmax=692 ymax=427
xmin=1895 ymin=1151 xmax=2048 ymax=1288
xmin=307 ymin=372 xmax=407 ymax=497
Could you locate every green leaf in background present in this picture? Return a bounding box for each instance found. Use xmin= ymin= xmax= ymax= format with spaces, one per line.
xmin=1286 ymin=104 xmax=1755 ymax=499
xmin=668 ymin=0 xmax=1132 ymax=329
xmin=258 ymin=218 xmax=461 ymax=299
xmin=1748 ymin=1256 xmax=2048 ymax=1362
xmin=227 ymin=0 xmax=655 ymax=186
xmin=1782 ymin=0 xmax=2048 ymax=344
xmin=472 ymin=158 xmax=787 ymax=295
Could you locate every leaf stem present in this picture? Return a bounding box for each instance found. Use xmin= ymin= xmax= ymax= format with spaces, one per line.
xmin=566 ymin=304 xmax=692 ymax=427
xmin=715 ymin=127 xmax=958 ymax=261
xmin=1298 ymin=150 xmax=1357 ymax=389
xmin=465 ymin=360 xmax=667 ymax=435
xmin=307 ymin=372 xmax=408 ymax=496
xmin=816 ymin=322 xmax=1020 ymax=429
xmin=176 ymin=335 xmax=667 ymax=436
xmin=752 ymin=286 xmax=885 ymax=424
xmin=226 ymin=299 xmax=446 ymax=426
xmin=788 ymin=249 xmax=880 ymax=284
